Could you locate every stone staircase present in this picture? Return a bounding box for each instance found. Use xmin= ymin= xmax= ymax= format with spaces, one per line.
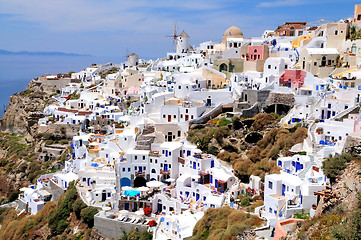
xmin=134 ymin=125 xmax=156 ymax=150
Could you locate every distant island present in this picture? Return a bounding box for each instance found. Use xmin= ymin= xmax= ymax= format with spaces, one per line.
xmin=0 ymin=49 xmax=91 ymax=56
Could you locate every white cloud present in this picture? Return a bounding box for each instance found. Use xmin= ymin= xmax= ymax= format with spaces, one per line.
xmin=257 ymin=0 xmax=307 ymax=8
xmin=0 ymin=0 xmax=286 ymax=56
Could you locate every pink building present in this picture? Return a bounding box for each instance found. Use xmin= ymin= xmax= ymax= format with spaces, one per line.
xmin=248 ymin=45 xmax=268 ymax=61
xmin=279 ymin=69 xmax=307 ymax=89
xmin=348 ymin=114 xmax=361 ymax=132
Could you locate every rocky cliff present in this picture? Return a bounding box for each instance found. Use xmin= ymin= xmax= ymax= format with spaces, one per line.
xmin=0 ymin=79 xmax=58 ymax=136
xmin=0 ymin=78 xmax=67 ymax=202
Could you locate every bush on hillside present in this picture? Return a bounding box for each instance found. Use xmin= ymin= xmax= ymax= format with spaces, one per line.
xmin=48 ymin=181 xmax=77 ymax=235
xmin=80 ymin=206 xmax=98 ymax=228
xmin=72 ymin=199 xmax=87 ymax=219
xmin=322 ymin=153 xmax=353 ymax=184
xmin=251 ymin=113 xmax=276 ymax=131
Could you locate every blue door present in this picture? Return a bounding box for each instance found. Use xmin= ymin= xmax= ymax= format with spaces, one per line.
xmin=164 ymin=164 xmax=168 ymax=171
xmin=296 ymin=162 xmax=301 ymax=172
xmin=187 ymin=150 xmax=191 ymax=156
xmin=215 ymin=180 xmax=218 ymax=188
xmin=65 ymin=182 xmax=67 ymax=189
xmin=211 ymin=160 xmax=214 ymax=168
xmin=120 ymin=177 xmax=131 ymax=187
xmin=138 ymin=166 xmax=142 ymax=173
xmin=210 ymin=175 xmax=213 ymax=184
xmin=193 ymin=162 xmax=197 ymax=169
xmin=87 ymin=178 xmax=91 ymax=186
xmin=196 ymin=194 xmax=200 ymax=201
xmin=282 ymin=184 xmax=285 ymax=196
xmin=125 ymin=203 xmax=129 ymax=210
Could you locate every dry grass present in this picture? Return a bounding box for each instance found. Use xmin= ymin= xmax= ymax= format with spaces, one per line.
xmin=192 ymin=206 xmax=264 ymax=240
xmin=0 ymin=201 xmax=57 ymax=240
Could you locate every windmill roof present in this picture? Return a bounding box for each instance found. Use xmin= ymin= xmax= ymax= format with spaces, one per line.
xmin=179 ymin=30 xmax=190 ymax=38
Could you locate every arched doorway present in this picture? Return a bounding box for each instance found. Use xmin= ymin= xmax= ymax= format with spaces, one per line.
xmin=134 ymin=176 xmax=147 ymax=187
xmin=219 ymin=63 xmax=228 ymax=72
xmin=102 ymin=190 xmax=106 ymax=201
xmin=321 ymin=56 xmax=326 ymax=67
xmin=120 ymin=177 xmax=131 ymax=187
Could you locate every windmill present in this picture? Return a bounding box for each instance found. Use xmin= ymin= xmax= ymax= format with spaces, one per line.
xmin=308 ymin=19 xmax=333 ymax=27
xmin=124 ymin=48 xmax=130 ymax=61
xmin=165 ymin=23 xmax=180 ymax=52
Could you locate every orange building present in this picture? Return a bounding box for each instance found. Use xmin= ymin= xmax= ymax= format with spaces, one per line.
xmin=275 ymin=22 xmax=307 ymax=37
xmin=354 ymin=5 xmax=361 ymax=22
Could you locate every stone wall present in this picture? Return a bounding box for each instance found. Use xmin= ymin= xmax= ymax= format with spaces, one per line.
xmin=264 ymin=92 xmax=294 ymax=108
xmin=94 ymin=212 xmax=149 ymax=239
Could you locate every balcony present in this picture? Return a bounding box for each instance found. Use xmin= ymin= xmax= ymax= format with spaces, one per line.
xmin=178 ymin=157 xmax=185 ymax=164
xmin=160 ymin=169 xmax=170 ymax=175
xmin=88 ymin=148 xmax=100 ymax=154
xmin=135 ymin=171 xmax=145 ymax=177
xmin=149 ymin=151 xmax=160 ymax=157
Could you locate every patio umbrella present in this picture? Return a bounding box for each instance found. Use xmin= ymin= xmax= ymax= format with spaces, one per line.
xmin=137 ymin=186 xmax=150 ymax=191
xmin=146 ymin=181 xmax=163 ymax=188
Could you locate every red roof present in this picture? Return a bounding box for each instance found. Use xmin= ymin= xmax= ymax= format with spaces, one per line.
xmin=57 ymin=107 xmax=78 ymax=113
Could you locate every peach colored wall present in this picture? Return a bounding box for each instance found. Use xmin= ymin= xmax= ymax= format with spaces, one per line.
xmin=354 ymin=5 xmax=361 ymax=22
xmin=273 ymin=218 xmax=304 ymax=240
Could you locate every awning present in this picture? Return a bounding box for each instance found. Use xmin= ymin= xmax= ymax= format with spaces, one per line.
xmin=332 ymin=69 xmax=356 ymax=78
xmin=38 ymin=189 xmax=52 ymax=197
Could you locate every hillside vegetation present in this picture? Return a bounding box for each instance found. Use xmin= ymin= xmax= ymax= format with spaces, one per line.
xmin=285 ymin=157 xmax=361 ymax=239
xmin=191 ymin=206 xmax=264 ymax=240
xmin=0 ymin=132 xmax=70 ymax=204
xmin=0 ymin=182 xmax=100 ymax=240
xmin=187 ymin=113 xmax=308 ymax=180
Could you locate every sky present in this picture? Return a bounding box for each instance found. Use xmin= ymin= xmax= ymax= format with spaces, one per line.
xmin=0 ymin=0 xmax=359 ymax=60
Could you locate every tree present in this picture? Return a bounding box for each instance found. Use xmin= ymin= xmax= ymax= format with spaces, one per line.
xmin=80 ymin=206 xmax=98 ymax=228
xmin=252 ymin=113 xmax=276 ymax=131
xmin=72 ymin=199 xmax=87 ymax=219
xmin=322 ymin=153 xmax=352 ymax=184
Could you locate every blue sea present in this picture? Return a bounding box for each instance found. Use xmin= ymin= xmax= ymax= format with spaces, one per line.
xmin=0 ymin=55 xmax=121 ymax=117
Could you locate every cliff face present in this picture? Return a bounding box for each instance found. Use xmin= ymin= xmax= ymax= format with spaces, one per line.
xmin=0 ymin=79 xmax=57 ymax=136
xmin=0 ymin=79 xmax=64 ymax=202
xmin=284 ymin=160 xmax=361 ymax=240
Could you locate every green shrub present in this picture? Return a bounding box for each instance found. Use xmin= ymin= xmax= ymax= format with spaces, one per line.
xmin=72 ymin=199 xmax=87 ymax=219
xmin=59 ymin=139 xmax=69 ymax=145
xmin=240 ymin=196 xmax=251 ymax=207
xmin=48 ymin=181 xmax=77 ymax=235
xmin=80 ymin=206 xmax=98 ymax=228
xmin=8 ymin=191 xmax=19 ymax=202
xmin=322 ymin=153 xmax=353 ymax=184
xmin=45 ymin=140 xmax=54 ymax=145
